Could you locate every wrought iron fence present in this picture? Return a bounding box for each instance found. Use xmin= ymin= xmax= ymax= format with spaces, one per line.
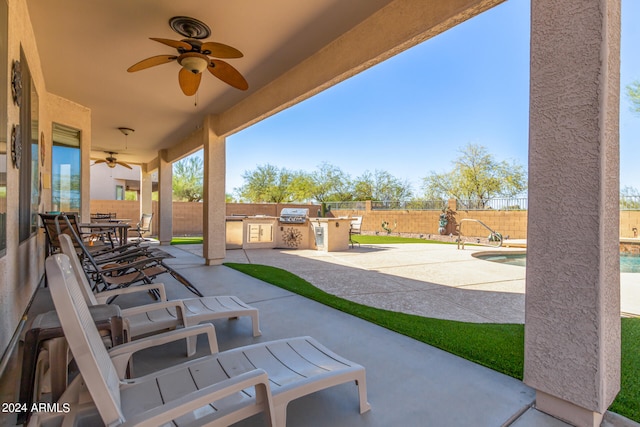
xmin=620 ymin=195 xmax=640 ymax=210
xmin=456 ymin=198 xmax=528 ymax=211
xmin=324 ymin=201 xmax=367 ymax=210
xmin=291 ymin=195 xmax=640 ymax=211
xmin=371 ymin=200 xmax=446 ymax=211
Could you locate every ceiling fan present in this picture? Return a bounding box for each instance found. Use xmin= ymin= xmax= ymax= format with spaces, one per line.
xmin=92 ymin=152 xmax=132 ymax=170
xmin=127 ymin=16 xmax=248 ymax=96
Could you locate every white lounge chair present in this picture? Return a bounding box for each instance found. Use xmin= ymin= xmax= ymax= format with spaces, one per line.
xmin=58 ymin=233 xmax=261 ymax=356
xmin=31 ymin=254 xmax=370 ymax=427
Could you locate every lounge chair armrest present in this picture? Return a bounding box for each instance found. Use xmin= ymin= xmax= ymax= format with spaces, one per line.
xmin=109 ymin=324 xmax=218 ymax=377
xmin=94 ymin=282 xmax=167 ymax=303
xmin=120 ymin=369 xmax=274 ymax=427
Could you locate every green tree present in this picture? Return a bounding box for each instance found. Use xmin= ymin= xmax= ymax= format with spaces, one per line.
xmin=627 ymin=80 xmax=640 ymax=114
xmin=288 ymin=171 xmax=315 ymax=203
xmin=310 ymin=162 xmax=353 ymax=202
xmin=238 ymin=164 xmax=297 ymax=203
xmin=173 ymin=156 xmax=203 ymax=202
xmin=422 ymin=143 xmax=526 ymax=207
xmin=353 ymin=170 xmax=413 ymax=201
xmin=620 ymin=186 xmax=640 ymax=209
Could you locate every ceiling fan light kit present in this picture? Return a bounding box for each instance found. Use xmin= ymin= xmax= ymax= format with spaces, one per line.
xmin=178 ymin=52 xmax=209 ymax=74
xmin=127 ymin=16 xmax=248 ymax=96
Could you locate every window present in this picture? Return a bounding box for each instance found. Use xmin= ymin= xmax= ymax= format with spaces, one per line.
xmin=115 ymin=185 xmax=124 ymax=200
xmin=18 ymin=50 xmax=39 ymax=242
xmin=52 ymin=123 xmax=81 ymax=213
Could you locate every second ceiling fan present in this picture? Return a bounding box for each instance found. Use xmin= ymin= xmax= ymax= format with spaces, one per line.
xmin=93 ymin=152 xmax=132 ymax=170
xmin=127 ymin=16 xmax=248 ymax=96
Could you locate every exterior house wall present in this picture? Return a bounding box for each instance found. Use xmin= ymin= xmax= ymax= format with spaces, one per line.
xmin=0 ymin=0 xmax=92 ymax=359
xmin=89 ymin=163 xmax=142 ymax=200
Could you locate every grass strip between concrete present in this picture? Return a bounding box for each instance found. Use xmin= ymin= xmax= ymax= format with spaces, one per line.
xmin=224 ymin=262 xmax=640 ymax=423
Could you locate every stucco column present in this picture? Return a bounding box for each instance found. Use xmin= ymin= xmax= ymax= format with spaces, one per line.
xmin=157 ymin=149 xmax=173 ymax=245
xmin=202 ymin=116 xmax=226 ymax=265
xmin=140 ymin=165 xmax=153 ymax=235
xmin=525 ymin=1 xmax=620 ymax=426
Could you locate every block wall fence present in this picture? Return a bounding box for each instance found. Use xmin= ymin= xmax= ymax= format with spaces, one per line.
xmin=90 ymin=200 xmax=640 ymax=239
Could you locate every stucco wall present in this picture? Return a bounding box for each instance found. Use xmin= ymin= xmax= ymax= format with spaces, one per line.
xmin=332 ymin=208 xmax=529 ymax=239
xmin=0 ymin=0 xmax=90 ymax=359
xmin=89 ymin=199 xmax=640 ymax=240
xmin=525 ymin=0 xmax=621 ymax=419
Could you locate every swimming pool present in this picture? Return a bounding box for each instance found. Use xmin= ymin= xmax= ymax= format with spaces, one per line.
xmin=475 ymin=252 xmax=640 ymax=273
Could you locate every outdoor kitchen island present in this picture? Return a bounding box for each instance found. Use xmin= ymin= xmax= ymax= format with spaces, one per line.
xmin=226 ymin=208 xmax=353 ymax=251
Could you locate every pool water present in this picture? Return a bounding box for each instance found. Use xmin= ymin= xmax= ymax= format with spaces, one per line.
xmin=477 ymin=253 xmax=640 ymax=273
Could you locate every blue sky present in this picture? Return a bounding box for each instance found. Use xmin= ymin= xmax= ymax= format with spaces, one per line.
xmin=220 ymin=0 xmax=640 ymax=196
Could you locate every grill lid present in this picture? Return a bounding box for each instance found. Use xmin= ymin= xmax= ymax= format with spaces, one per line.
xmin=279 ymin=208 xmax=309 ymax=223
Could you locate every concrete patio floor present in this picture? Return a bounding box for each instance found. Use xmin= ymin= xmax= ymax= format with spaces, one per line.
xmin=1 ymin=242 xmax=637 ymax=426
xmin=181 ymin=242 xmax=640 ymax=322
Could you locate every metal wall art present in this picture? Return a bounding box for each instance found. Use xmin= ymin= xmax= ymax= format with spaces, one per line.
xmin=11 ymin=124 xmax=21 ymax=168
xmin=281 ymin=227 xmax=303 ymax=248
xmin=11 ymin=60 xmax=21 ymax=106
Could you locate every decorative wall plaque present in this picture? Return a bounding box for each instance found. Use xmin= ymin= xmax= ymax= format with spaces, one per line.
xmin=11 ymin=124 xmax=21 ymax=168
xmin=11 ymin=60 xmax=21 ymax=107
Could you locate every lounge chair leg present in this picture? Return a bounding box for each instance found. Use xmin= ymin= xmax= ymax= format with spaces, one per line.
xmin=355 ymin=375 xmax=371 ymax=414
xmin=274 ymin=403 xmax=288 ymax=427
xmin=166 ymin=266 xmax=204 ymax=297
xmin=256 ymin=382 xmax=276 ymax=427
xmin=186 ymin=335 xmax=197 ymax=357
xmin=252 ymin=311 xmax=262 ymax=337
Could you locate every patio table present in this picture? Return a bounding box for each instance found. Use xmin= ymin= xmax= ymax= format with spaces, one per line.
xmin=80 ymin=222 xmax=131 ymax=247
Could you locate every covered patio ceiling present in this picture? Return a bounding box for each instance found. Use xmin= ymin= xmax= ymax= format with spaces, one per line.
xmin=26 ymin=0 xmax=504 ymax=168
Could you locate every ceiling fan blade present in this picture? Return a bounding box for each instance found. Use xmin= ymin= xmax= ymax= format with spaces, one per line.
xmin=93 ymin=159 xmax=107 ymax=165
xmin=208 ymin=60 xmax=248 ymax=90
xmin=178 ymin=68 xmax=202 ymax=96
xmin=127 ymin=55 xmax=177 ymax=72
xmin=116 ymin=161 xmax=133 ymax=170
xmin=200 ymin=42 xmax=243 ymax=58
xmin=150 ymin=37 xmax=193 ymax=51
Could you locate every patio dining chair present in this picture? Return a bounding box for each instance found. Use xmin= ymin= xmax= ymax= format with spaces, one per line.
xmin=40 ymin=213 xmax=141 ymax=258
xmin=349 ymin=216 xmax=362 ymax=248
xmin=131 ymin=213 xmax=153 ymax=241
xmin=89 ymin=212 xmax=118 ymax=244
xmin=31 ymin=253 xmax=370 ymax=427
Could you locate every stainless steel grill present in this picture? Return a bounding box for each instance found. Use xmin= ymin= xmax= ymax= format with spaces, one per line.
xmin=279 ymin=208 xmax=309 ymax=224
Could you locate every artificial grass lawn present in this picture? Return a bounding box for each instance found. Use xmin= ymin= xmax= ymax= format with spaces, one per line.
xmin=224 ymin=262 xmax=640 ymax=423
xmin=170 ymin=236 xmax=203 ymax=245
